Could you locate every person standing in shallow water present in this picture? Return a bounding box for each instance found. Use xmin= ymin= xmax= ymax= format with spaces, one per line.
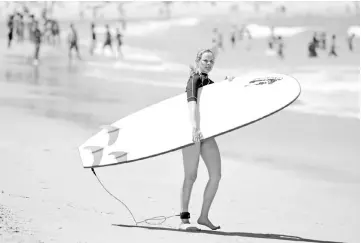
xmin=67 ymin=23 xmax=82 ymax=60
xmin=90 ymin=22 xmax=97 ymax=55
xmin=115 ymin=28 xmax=123 ymax=59
xmin=277 ymin=36 xmax=284 ymax=59
xmin=180 ymin=49 xmax=234 ymax=231
xmin=328 ymin=34 xmax=338 ymax=57
xmin=33 ymin=21 xmax=42 ymax=66
xmin=103 ymin=24 xmax=114 ymax=56
xmin=7 ymin=14 xmax=14 ymax=48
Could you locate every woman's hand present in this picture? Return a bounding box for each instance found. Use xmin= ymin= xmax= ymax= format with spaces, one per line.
xmin=225 ymin=76 xmax=235 ymax=82
xmin=192 ymin=127 xmax=203 ymax=143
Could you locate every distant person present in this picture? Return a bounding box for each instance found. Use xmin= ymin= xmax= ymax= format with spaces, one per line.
xmin=320 ymin=32 xmax=327 ymax=50
xmin=230 ymin=26 xmax=237 ymax=48
xmin=103 ymin=24 xmax=114 ymax=56
xmin=33 ymin=21 xmax=42 ymax=65
xmin=277 ymin=36 xmax=284 ymax=59
xmin=67 ymin=23 xmax=82 ymax=60
xmin=115 ymin=28 xmax=123 ymax=59
xmin=308 ymin=40 xmax=318 ymax=58
xmin=17 ymin=14 xmax=24 ymax=43
xmin=44 ymin=18 xmax=53 ymax=44
xmin=90 ymin=22 xmax=97 ymax=55
xmin=51 ymin=20 xmax=61 ymax=46
xmin=7 ymin=14 xmax=14 ymax=48
xmin=211 ymin=28 xmax=218 ymax=47
xmin=312 ymin=32 xmax=319 ymax=48
xmin=347 ymin=33 xmax=355 ymax=52
xmin=328 ymin=34 xmax=338 ymax=57
xmin=28 ymin=14 xmax=35 ymax=42
xmin=268 ymin=26 xmax=276 ymax=49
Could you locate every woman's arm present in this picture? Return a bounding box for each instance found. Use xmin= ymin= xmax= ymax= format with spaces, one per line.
xmin=187 ymin=101 xmax=199 ymax=130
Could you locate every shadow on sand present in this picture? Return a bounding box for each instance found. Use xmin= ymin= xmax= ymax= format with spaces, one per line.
xmin=112 ymin=223 xmax=345 ymax=243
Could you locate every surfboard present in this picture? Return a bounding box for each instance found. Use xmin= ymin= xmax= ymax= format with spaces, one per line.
xmin=79 ymin=73 xmax=301 ymax=168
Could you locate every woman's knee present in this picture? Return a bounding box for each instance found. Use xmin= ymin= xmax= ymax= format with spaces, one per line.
xmin=184 ymin=172 xmax=198 ymax=183
xmin=209 ymin=172 xmax=221 ymax=183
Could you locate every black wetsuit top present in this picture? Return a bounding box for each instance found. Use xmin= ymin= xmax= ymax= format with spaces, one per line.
xmin=186 ymin=72 xmax=214 ymax=103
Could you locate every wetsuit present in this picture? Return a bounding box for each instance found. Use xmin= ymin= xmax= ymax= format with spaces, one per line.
xmin=186 ymin=73 xmax=214 ymax=103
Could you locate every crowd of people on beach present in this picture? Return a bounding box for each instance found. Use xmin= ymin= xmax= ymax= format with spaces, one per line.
xmin=211 ymin=24 xmax=357 ymax=60
xmin=5 ymin=6 xmax=124 ymax=65
xmin=5 ymin=5 xmax=358 ymax=66
xmin=307 ymin=31 xmax=357 ymax=58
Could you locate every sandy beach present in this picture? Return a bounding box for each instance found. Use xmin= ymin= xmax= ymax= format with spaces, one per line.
xmin=0 ymin=2 xmax=359 ymax=243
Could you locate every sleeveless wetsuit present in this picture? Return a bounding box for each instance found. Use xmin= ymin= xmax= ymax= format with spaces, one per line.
xmin=186 ymin=73 xmax=214 ymax=103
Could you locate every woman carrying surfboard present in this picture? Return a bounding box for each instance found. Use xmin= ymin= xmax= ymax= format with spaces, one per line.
xmin=180 ymin=49 xmax=234 ymax=231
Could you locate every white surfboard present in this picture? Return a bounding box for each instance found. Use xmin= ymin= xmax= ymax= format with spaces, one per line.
xmin=79 ymin=73 xmax=301 ymax=168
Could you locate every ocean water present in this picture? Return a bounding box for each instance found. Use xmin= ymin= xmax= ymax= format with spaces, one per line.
xmin=79 ymin=16 xmax=359 ymax=119
xmin=1 ymin=7 xmax=358 ymax=120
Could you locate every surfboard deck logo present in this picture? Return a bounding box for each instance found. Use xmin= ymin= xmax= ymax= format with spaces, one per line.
xmin=246 ymin=76 xmax=283 ymax=87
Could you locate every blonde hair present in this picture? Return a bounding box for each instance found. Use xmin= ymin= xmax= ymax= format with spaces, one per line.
xmin=189 ymin=49 xmax=215 ymax=76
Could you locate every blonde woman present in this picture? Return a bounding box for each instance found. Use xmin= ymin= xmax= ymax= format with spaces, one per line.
xmin=180 ymin=49 xmax=234 ymax=231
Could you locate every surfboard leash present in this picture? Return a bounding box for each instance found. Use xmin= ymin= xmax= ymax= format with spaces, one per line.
xmin=91 ymin=168 xmax=180 ymax=226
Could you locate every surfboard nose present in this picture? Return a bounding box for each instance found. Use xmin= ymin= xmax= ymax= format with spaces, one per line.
xmin=100 ymin=125 xmax=120 ymax=146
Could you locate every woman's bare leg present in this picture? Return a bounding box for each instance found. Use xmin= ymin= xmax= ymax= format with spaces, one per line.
xmin=197 ymin=138 xmax=221 ymax=230
xmin=180 ymin=143 xmax=200 ymax=224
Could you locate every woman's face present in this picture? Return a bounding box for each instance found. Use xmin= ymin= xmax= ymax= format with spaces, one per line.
xmin=198 ymin=52 xmax=215 ymax=74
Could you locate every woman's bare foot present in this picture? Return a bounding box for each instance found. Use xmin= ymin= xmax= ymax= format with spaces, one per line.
xmin=197 ymin=217 xmax=220 ymax=230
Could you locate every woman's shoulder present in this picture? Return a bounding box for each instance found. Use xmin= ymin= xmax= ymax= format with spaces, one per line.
xmin=188 ymin=73 xmax=201 ymax=81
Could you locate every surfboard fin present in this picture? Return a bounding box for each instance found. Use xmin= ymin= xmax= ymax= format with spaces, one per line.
xmin=84 ymin=146 xmax=104 ymax=167
xmin=109 ymin=151 xmax=128 ymax=163
xmin=100 ymin=125 xmax=120 ymax=146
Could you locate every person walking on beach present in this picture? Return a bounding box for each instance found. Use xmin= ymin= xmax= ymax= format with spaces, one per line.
xmin=277 ymin=36 xmax=284 ymax=59
xmin=230 ymin=25 xmax=237 ymax=48
xmin=267 ymin=26 xmax=276 ymax=50
xmin=90 ymin=22 xmax=97 ymax=55
xmin=103 ymin=24 xmax=114 ymax=56
xmin=17 ymin=13 xmax=24 ymax=43
xmin=51 ymin=19 xmax=61 ymax=46
xmin=312 ymin=32 xmax=319 ymax=49
xmin=328 ymin=34 xmax=338 ymax=57
xmin=33 ymin=21 xmax=42 ymax=66
xmin=7 ymin=14 xmax=14 ymax=48
xmin=180 ymin=48 xmax=234 ymax=231
xmin=115 ymin=27 xmax=123 ymax=59
xmin=67 ymin=23 xmax=82 ymax=60
xmin=347 ymin=33 xmax=355 ymax=52
xmin=320 ymin=32 xmax=327 ymax=50
xmin=28 ymin=14 xmax=36 ymax=42
xmin=308 ymin=34 xmax=318 ymax=58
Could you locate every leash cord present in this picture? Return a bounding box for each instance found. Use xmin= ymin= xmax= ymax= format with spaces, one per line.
xmin=91 ymin=168 xmax=180 ymax=225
